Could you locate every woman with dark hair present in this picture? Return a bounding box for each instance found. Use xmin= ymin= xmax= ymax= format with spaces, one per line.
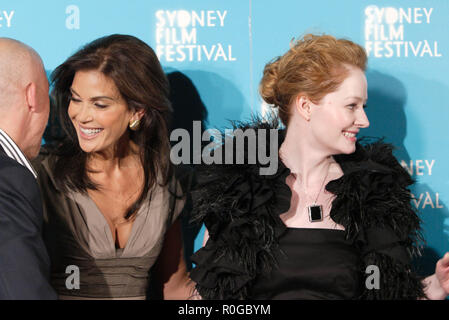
xmin=34 ymin=34 xmax=193 ymax=299
xmin=189 ymin=34 xmax=449 ymax=300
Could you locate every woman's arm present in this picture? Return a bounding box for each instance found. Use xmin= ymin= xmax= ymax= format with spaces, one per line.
xmin=202 ymin=228 xmax=209 ymax=247
xmin=151 ymin=219 xmax=196 ymax=300
xmin=422 ymin=252 xmax=449 ymax=300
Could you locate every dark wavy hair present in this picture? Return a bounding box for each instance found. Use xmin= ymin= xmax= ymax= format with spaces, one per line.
xmin=51 ymin=34 xmax=172 ymax=219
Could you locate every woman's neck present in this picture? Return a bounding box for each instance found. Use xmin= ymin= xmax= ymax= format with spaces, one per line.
xmin=87 ymin=138 xmax=140 ymax=175
xmin=280 ymin=126 xmax=334 ymax=189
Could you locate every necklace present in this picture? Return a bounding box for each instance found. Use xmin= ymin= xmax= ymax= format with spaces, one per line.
xmin=304 ymin=163 xmax=331 ymax=222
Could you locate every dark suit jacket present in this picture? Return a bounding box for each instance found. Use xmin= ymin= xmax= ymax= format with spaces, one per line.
xmin=0 ymin=146 xmax=57 ymax=299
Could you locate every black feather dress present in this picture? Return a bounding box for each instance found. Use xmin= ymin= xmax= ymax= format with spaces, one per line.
xmin=189 ymin=120 xmax=426 ymax=300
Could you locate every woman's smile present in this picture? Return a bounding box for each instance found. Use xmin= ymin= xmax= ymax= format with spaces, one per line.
xmin=342 ymin=130 xmax=358 ymax=142
xmin=78 ymin=123 xmax=104 ymax=140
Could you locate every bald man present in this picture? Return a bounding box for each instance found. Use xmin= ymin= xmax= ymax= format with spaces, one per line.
xmin=0 ymin=38 xmax=56 ymax=299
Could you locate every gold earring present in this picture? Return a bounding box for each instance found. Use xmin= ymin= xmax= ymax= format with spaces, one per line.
xmin=129 ymin=119 xmax=141 ymax=131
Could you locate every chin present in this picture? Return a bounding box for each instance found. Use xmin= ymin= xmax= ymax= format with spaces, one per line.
xmin=333 ymin=143 xmax=356 ymax=155
xmin=76 ymin=134 xmax=98 ymax=153
xmin=78 ymin=142 xmax=95 ymax=154
xmin=342 ymin=145 xmax=356 ymax=155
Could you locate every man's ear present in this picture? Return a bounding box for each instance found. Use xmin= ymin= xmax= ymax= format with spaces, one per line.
xmin=25 ymin=82 xmax=37 ymax=112
xmin=293 ymin=94 xmax=312 ymax=121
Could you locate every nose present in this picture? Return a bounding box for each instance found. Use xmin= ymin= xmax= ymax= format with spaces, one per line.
xmin=355 ymin=108 xmax=370 ymax=128
xmin=75 ymin=103 xmax=93 ymax=123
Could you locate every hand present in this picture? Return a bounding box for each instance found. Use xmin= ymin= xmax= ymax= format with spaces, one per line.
xmin=435 ymin=252 xmax=449 ymax=297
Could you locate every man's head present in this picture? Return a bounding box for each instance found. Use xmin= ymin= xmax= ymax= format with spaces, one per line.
xmin=0 ymin=38 xmax=49 ymax=159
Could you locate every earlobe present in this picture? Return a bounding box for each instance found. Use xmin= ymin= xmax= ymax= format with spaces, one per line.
xmin=129 ymin=109 xmax=145 ymax=131
xmin=25 ymin=82 xmax=37 ymax=111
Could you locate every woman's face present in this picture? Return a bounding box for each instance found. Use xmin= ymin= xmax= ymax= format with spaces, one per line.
xmin=68 ymin=70 xmax=135 ymax=154
xmin=308 ymin=65 xmax=369 ymax=155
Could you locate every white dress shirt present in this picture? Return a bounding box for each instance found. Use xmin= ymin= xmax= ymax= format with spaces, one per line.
xmin=0 ymin=128 xmax=37 ymax=178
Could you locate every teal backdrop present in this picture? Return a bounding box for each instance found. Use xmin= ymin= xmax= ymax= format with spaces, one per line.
xmin=2 ymin=0 xmax=447 ymax=277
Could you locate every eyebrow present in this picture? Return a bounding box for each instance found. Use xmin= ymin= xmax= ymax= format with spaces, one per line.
xmin=345 ymin=96 xmax=368 ymax=103
xmin=345 ymin=96 xmax=366 ymax=100
xmin=70 ymin=87 xmax=116 ymax=101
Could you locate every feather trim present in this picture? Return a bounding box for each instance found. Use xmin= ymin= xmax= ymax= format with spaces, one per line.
xmin=190 ymin=118 xmax=290 ymax=299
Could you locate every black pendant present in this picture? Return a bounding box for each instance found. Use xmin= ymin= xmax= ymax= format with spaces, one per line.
xmin=308 ymin=205 xmax=323 ymax=222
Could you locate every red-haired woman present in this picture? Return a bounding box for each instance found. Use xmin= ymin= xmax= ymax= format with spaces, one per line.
xmin=190 ymin=34 xmax=449 ymax=300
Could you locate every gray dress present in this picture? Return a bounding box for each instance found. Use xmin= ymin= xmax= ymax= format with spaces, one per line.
xmin=33 ymin=155 xmax=185 ymax=299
